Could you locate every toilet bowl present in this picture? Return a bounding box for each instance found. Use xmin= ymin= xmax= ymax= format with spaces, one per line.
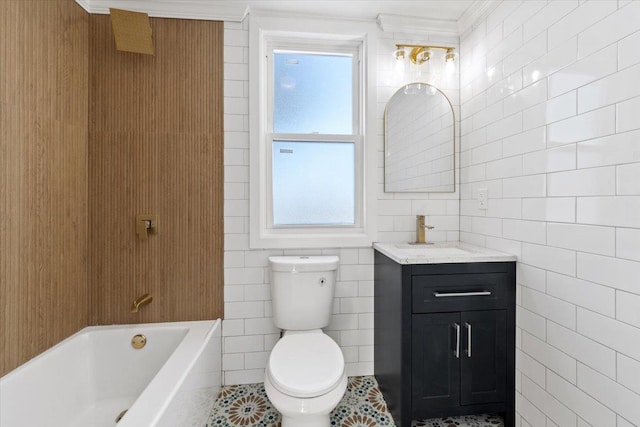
xmin=265 ymin=331 xmax=347 ymax=427
xmin=265 ymin=256 xmax=346 ymax=427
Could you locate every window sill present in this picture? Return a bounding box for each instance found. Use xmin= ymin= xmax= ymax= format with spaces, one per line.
xmin=249 ymin=229 xmax=375 ymax=249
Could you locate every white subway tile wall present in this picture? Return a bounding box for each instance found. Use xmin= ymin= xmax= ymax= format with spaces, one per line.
xmin=222 ymin=19 xmax=460 ymax=384
xmin=461 ymin=1 xmax=640 ymax=426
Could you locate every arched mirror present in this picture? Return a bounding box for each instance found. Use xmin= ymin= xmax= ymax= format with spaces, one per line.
xmin=384 ymin=83 xmax=455 ymax=193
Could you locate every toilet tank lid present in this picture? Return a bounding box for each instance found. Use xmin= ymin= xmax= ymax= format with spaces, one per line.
xmin=269 ymin=256 xmax=339 ymax=272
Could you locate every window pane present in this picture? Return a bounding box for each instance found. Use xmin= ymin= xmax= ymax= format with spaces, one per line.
xmin=273 ymin=52 xmax=353 ymax=134
xmin=272 ymin=141 xmax=355 ymax=226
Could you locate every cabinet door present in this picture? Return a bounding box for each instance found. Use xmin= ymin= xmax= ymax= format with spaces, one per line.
xmin=412 ymin=313 xmax=460 ymax=415
xmin=460 ymin=310 xmax=507 ymax=406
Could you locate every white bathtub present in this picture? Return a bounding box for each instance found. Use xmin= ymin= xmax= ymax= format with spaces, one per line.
xmin=0 ymin=319 xmax=221 ymax=427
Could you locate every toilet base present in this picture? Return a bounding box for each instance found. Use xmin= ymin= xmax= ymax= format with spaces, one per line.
xmin=264 ymin=369 xmax=347 ymax=427
xmin=281 ymin=413 xmax=330 ymax=427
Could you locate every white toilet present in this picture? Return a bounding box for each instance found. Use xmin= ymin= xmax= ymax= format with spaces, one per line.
xmin=265 ymin=255 xmax=347 ymax=427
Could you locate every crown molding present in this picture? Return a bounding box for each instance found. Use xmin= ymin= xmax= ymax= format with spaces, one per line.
xmin=74 ymin=0 xmax=91 ymax=13
xmin=75 ymin=0 xmax=495 ymax=33
xmin=377 ymin=1 xmax=498 ymax=38
xmin=74 ymin=0 xmax=248 ymax=22
xmin=376 ymin=13 xmax=458 ymax=37
xmin=457 ymin=0 xmax=499 ymax=36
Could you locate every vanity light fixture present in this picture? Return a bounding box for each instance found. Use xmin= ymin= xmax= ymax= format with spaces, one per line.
xmin=445 ymin=48 xmax=455 ymax=63
xmin=444 ymin=48 xmax=456 ymax=75
xmin=394 ymin=44 xmax=456 ymax=66
xmin=393 ymin=47 xmax=406 ymax=60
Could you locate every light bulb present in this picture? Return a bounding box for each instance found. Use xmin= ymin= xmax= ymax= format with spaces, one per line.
xmin=393 ymin=48 xmax=405 ymax=61
xmin=444 ymin=48 xmax=456 ymax=76
xmin=394 ymin=54 xmax=405 ymax=75
xmin=445 ymin=60 xmax=455 ymax=75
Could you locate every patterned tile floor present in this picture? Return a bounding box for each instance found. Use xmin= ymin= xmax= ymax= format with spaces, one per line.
xmin=412 ymin=414 xmax=503 ymax=427
xmin=206 ymin=375 xmax=503 ymax=427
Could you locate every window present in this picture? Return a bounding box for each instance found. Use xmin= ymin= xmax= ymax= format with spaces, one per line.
xmin=270 ymin=48 xmax=358 ymax=228
xmin=250 ymin=16 xmax=377 ymax=248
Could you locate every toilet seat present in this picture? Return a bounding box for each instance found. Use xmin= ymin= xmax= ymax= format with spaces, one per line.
xmin=267 ymin=333 xmax=344 ymax=398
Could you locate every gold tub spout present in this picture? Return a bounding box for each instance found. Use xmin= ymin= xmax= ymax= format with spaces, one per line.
xmin=131 ymin=293 xmax=153 ymax=313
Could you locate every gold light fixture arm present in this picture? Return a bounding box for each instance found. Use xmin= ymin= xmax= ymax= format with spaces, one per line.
xmin=395 ymin=44 xmax=456 ymax=65
xmin=409 ymin=47 xmax=428 ymax=65
xmin=395 ymin=44 xmax=456 ymax=52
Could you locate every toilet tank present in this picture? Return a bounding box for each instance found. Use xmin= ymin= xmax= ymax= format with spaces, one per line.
xmin=268 ymin=256 xmax=339 ymax=331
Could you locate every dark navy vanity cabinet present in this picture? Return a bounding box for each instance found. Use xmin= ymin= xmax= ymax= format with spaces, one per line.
xmin=374 ymin=250 xmax=516 ymax=427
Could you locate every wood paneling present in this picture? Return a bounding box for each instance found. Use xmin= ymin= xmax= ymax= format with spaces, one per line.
xmin=88 ymin=16 xmax=224 ymax=325
xmin=0 ymin=5 xmax=223 ymax=375
xmin=0 ymin=0 xmax=89 ymax=376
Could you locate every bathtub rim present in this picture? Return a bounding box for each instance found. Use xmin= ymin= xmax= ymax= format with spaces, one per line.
xmin=1 ymin=319 xmax=222 ymax=427
xmin=118 ymin=319 xmax=221 ymax=427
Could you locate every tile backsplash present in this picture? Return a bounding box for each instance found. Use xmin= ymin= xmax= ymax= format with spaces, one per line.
xmin=460 ymin=1 xmax=640 ymax=426
xmin=222 ymin=2 xmax=640 ymax=426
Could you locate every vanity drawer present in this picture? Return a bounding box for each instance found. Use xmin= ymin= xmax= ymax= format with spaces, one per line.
xmin=412 ymin=273 xmax=509 ymax=313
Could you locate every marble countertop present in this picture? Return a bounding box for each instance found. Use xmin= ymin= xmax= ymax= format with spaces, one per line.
xmin=373 ymin=241 xmax=517 ymax=265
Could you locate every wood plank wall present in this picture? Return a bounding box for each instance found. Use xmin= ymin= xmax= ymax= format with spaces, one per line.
xmin=88 ymin=16 xmax=224 ymax=325
xmin=0 ymin=0 xmax=89 ymax=376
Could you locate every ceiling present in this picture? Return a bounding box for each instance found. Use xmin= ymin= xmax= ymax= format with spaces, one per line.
xmin=243 ymin=0 xmax=475 ymax=22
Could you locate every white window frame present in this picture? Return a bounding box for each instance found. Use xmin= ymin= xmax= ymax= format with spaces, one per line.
xmin=249 ymin=15 xmax=377 ymax=249
xmin=267 ymin=43 xmax=361 ymax=229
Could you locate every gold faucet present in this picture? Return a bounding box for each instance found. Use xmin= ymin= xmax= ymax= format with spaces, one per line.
xmin=131 ymin=293 xmax=153 ymax=313
xmin=415 ymin=215 xmax=435 ymax=244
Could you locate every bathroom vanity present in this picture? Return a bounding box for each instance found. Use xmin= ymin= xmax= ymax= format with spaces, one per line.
xmin=373 ymin=242 xmax=516 ymax=427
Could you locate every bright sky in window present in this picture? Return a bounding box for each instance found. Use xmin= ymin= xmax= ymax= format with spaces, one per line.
xmin=272 ymin=140 xmax=355 ymax=226
xmin=273 ymin=52 xmax=353 ymax=134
